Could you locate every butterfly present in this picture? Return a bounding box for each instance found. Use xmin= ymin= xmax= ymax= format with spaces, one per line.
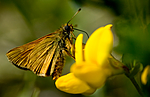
xmin=6 ymin=8 xmax=82 ymax=80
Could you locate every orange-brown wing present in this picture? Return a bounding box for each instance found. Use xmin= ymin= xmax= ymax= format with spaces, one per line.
xmin=6 ymin=33 xmax=61 ymax=76
xmin=26 ymin=35 xmax=61 ymax=76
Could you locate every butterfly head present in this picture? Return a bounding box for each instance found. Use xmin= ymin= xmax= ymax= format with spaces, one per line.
xmin=61 ymin=24 xmax=74 ymax=36
xmin=64 ymin=24 xmax=73 ymax=32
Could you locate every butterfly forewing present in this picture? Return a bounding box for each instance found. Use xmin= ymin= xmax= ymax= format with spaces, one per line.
xmin=6 ymin=37 xmax=45 ymax=69
xmin=27 ymin=35 xmax=60 ymax=76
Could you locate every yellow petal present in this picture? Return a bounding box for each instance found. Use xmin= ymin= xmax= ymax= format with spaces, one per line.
xmin=141 ymin=65 xmax=150 ymax=85
xmin=85 ymin=24 xmax=113 ymax=66
xmin=83 ymin=88 xmax=96 ymax=95
xmin=75 ymin=34 xmax=83 ymax=64
xmin=55 ymin=73 xmax=93 ymax=94
xmin=71 ymin=62 xmax=110 ymax=88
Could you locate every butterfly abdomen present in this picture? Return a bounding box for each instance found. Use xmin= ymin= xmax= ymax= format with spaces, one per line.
xmin=52 ymin=50 xmax=65 ymax=80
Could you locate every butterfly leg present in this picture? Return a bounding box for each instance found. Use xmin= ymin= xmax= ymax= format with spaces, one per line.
xmin=63 ymin=49 xmax=75 ymax=60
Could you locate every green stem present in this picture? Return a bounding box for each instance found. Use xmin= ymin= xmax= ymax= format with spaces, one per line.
xmin=110 ymin=54 xmax=144 ymax=96
xmin=125 ymin=73 xmax=144 ymax=97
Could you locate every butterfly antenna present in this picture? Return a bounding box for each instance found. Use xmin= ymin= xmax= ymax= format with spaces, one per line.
xmin=67 ymin=8 xmax=81 ymax=24
xmin=67 ymin=8 xmax=89 ymax=39
xmin=74 ymin=28 xmax=89 ymax=38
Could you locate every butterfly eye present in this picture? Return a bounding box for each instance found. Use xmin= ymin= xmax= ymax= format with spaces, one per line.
xmin=64 ymin=25 xmax=70 ymax=32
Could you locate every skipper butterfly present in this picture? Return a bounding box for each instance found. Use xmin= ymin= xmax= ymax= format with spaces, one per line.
xmin=6 ymin=8 xmax=82 ymax=80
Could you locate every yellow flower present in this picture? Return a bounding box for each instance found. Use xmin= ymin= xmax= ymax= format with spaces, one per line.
xmin=141 ymin=65 xmax=150 ymax=85
xmin=55 ymin=24 xmax=124 ymax=94
xmin=71 ymin=24 xmax=114 ymax=88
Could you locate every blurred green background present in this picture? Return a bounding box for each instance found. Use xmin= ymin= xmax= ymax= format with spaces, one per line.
xmin=0 ymin=0 xmax=149 ymax=97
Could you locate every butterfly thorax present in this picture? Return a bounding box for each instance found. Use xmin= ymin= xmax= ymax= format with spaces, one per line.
xmin=59 ymin=24 xmax=73 ymax=39
xmin=57 ymin=23 xmax=74 ymax=51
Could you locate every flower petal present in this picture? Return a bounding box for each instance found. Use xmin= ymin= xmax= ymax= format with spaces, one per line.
xmin=83 ymin=88 xmax=96 ymax=95
xmin=85 ymin=24 xmax=113 ymax=66
xmin=75 ymin=34 xmax=83 ymax=64
xmin=141 ymin=65 xmax=150 ymax=85
xmin=71 ymin=62 xmax=111 ymax=88
xmin=55 ymin=73 xmax=93 ymax=94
